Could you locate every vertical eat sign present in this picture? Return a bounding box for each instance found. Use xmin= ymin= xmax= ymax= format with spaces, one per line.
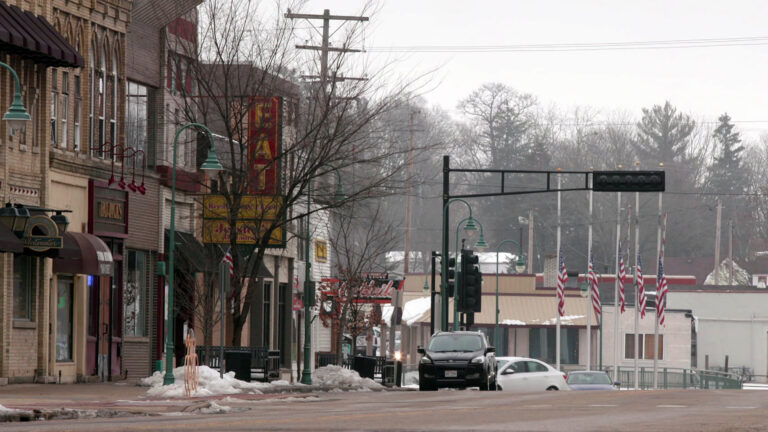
xmin=248 ymin=97 xmax=282 ymax=195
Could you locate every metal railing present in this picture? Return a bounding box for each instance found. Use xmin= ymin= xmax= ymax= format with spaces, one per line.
xmin=196 ymin=346 xmax=280 ymax=382
xmin=602 ymin=366 xmax=743 ymax=390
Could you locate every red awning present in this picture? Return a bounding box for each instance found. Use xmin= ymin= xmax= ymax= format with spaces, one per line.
xmin=0 ymin=3 xmax=84 ymax=68
xmin=53 ymin=232 xmax=113 ymax=275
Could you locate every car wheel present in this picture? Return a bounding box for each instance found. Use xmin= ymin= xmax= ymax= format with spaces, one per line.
xmin=489 ymin=378 xmax=497 ymax=391
xmin=546 ymin=386 xmax=559 ymax=391
xmin=479 ymin=375 xmax=491 ymax=391
xmin=419 ymin=380 xmax=437 ymax=391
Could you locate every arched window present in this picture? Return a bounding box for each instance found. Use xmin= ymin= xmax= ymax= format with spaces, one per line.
xmin=110 ymin=45 xmax=118 ymax=159
xmin=99 ymin=43 xmax=106 ymax=158
xmin=89 ymin=37 xmax=95 ymax=155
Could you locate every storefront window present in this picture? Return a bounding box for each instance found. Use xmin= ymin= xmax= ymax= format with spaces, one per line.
xmin=56 ymin=277 xmax=74 ymax=361
xmin=529 ymin=327 xmax=579 ymax=365
xmin=124 ymin=250 xmax=147 ymax=337
xmin=13 ymin=255 xmax=35 ymax=320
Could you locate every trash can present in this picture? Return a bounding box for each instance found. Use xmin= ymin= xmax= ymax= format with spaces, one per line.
xmin=383 ymin=360 xmax=402 ymax=387
xmin=352 ymin=355 xmax=376 ymax=379
xmin=224 ymin=351 xmax=251 ymax=382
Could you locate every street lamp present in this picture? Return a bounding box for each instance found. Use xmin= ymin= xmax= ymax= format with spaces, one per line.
xmin=494 ymin=239 xmax=526 ymax=350
xmin=302 ymin=168 xmax=345 ymax=385
xmin=441 ymin=198 xmax=476 ymax=331
xmin=163 ymin=123 xmax=222 ymax=386
xmin=454 ymin=216 xmax=487 ymax=330
xmin=0 ymin=62 xmax=31 ymax=131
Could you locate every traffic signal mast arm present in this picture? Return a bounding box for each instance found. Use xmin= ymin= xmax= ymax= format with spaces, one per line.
xmin=445 ymin=167 xmax=664 ymax=200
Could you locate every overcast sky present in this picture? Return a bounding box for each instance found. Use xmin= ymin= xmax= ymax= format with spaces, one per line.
xmin=298 ymin=0 xmax=768 ymax=138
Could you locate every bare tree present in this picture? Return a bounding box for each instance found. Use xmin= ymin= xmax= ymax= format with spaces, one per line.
xmin=167 ymin=0 xmax=431 ymax=344
xmin=322 ymin=201 xmax=399 ymax=363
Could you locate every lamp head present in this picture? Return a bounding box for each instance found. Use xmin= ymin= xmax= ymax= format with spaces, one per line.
xmin=51 ymin=211 xmax=69 ymax=234
xmin=463 ymin=218 xmax=478 ymax=234
xmin=3 ymin=92 xmax=30 ymax=132
xmin=201 ymin=146 xmax=223 ymax=173
xmin=475 ymin=233 xmax=488 ymax=251
xmin=515 ymin=256 xmax=526 ymax=274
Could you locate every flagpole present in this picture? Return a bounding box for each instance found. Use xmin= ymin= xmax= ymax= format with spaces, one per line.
xmin=556 ymin=171 xmax=562 ymax=372
xmin=613 ymin=191 xmax=621 ymax=382
xmin=633 ymin=161 xmax=640 ymax=390
xmin=586 ymin=168 xmax=593 ymax=371
xmin=653 ymin=189 xmax=662 ymax=389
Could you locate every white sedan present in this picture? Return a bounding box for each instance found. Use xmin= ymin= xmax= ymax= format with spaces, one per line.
xmin=495 ymin=356 xmax=569 ymax=392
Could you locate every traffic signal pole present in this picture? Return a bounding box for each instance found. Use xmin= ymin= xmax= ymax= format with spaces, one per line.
xmin=439 ymin=155 xmax=664 ymax=339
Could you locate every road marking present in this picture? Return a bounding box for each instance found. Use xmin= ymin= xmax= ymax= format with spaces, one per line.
xmin=590 ymin=404 xmax=617 ymax=407
xmin=657 ymin=405 xmax=687 ymax=408
xmin=726 ymin=406 xmax=756 ymax=409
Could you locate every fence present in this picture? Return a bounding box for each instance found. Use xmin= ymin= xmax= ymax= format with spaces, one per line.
xmin=196 ymin=346 xmax=280 ymax=382
xmin=314 ymin=352 xmax=389 ymax=382
xmin=603 ymin=366 xmax=743 ymax=390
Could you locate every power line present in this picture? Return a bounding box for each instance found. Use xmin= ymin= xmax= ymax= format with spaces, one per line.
xmin=366 ymin=35 xmax=768 ymax=53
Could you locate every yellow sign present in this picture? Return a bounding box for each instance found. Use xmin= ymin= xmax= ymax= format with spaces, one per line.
xmin=202 ymin=219 xmax=283 ymax=245
xmin=315 ymin=240 xmax=328 ymax=263
xmin=203 ymin=195 xmax=282 ymax=220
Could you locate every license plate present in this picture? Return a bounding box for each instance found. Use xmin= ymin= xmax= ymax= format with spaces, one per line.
xmin=444 ymin=370 xmax=457 ymax=378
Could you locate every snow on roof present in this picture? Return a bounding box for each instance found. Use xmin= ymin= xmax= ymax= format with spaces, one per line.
xmin=703 ymin=258 xmax=751 ymax=286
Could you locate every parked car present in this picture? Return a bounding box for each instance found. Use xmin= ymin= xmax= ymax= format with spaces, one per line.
xmin=417 ymin=331 xmax=496 ymax=391
xmin=566 ymin=371 xmax=620 ymax=391
xmin=495 ymin=356 xmax=568 ymax=392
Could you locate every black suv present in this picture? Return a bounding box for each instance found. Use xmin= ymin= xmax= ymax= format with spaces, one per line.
xmin=417 ymin=331 xmax=496 ymax=391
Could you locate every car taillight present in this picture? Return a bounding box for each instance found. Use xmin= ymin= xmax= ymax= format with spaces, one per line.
xmin=563 ymin=373 xmax=567 ymax=381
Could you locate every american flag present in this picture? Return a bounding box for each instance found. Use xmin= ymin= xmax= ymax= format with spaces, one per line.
xmin=618 ymin=244 xmax=626 ymax=314
xmin=637 ymin=254 xmax=646 ymax=318
xmin=588 ymin=252 xmax=601 ymax=325
xmin=557 ymin=251 xmax=567 ymax=317
xmin=223 ymin=248 xmax=234 ymax=277
xmin=657 ymin=256 xmax=668 ymax=326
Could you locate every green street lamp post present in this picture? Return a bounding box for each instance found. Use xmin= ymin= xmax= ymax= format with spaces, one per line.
xmin=301 ymin=169 xmax=345 ymax=385
xmin=441 ymin=199 xmax=475 ymax=331
xmin=0 ymin=62 xmax=31 ymax=131
xmin=494 ymin=239 xmax=526 ymax=349
xmin=163 ymin=123 xmax=222 ymax=386
xmin=454 ymin=216 xmax=487 ymax=330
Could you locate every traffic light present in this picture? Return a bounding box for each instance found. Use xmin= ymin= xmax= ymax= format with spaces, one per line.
xmin=458 ymin=249 xmax=482 ymax=313
xmin=592 ymin=171 xmax=665 ymax=192
xmin=446 ymin=256 xmax=456 ymax=298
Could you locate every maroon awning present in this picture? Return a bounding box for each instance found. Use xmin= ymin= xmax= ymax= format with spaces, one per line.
xmin=53 ymin=232 xmax=113 ymax=275
xmin=0 ymin=3 xmax=84 ymax=68
xmin=0 ymin=222 xmax=23 ymax=253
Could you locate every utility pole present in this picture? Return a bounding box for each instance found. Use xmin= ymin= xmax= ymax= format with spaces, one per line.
xmin=286 ymin=7 xmax=369 ymax=386
xmin=714 ymin=199 xmax=722 ymax=285
xmin=286 ymin=9 xmax=369 ymax=88
xmin=404 ymin=110 xmax=419 ymax=274
xmin=527 ymin=209 xmax=534 ymax=274
xmin=729 ymin=219 xmax=734 ymax=286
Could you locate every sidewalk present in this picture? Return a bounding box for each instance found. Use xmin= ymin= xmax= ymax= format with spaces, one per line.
xmin=0 ymin=376 xmax=413 ymax=422
xmin=0 ymin=380 xmax=319 ymax=421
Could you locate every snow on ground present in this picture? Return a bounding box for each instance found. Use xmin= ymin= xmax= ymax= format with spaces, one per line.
xmin=199 ymin=401 xmax=232 ymax=414
xmin=140 ymin=365 xmax=271 ymax=398
xmin=0 ymin=404 xmax=26 ymax=413
xmin=312 ymin=365 xmax=383 ymax=389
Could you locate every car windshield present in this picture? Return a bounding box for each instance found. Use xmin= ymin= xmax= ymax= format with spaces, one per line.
xmin=567 ymin=373 xmax=612 ymax=385
xmin=497 ymin=359 xmax=509 ymax=369
xmin=428 ymin=334 xmax=484 ymax=352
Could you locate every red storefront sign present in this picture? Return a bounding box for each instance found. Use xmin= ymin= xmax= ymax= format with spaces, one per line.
xmin=318 ymin=278 xmax=404 ymax=304
xmin=247 ymin=97 xmax=282 ymax=195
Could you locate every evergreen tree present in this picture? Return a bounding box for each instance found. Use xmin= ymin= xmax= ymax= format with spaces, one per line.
xmin=707 ymin=113 xmax=748 ymax=195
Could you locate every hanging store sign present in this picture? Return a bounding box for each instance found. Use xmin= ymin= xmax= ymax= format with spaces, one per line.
xmin=89 ymin=180 xmax=129 ymax=237
xmin=247 ymin=97 xmax=282 ymax=195
xmin=23 ymin=215 xmax=62 ymax=252
xmin=201 ymin=194 xmax=285 ymax=248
